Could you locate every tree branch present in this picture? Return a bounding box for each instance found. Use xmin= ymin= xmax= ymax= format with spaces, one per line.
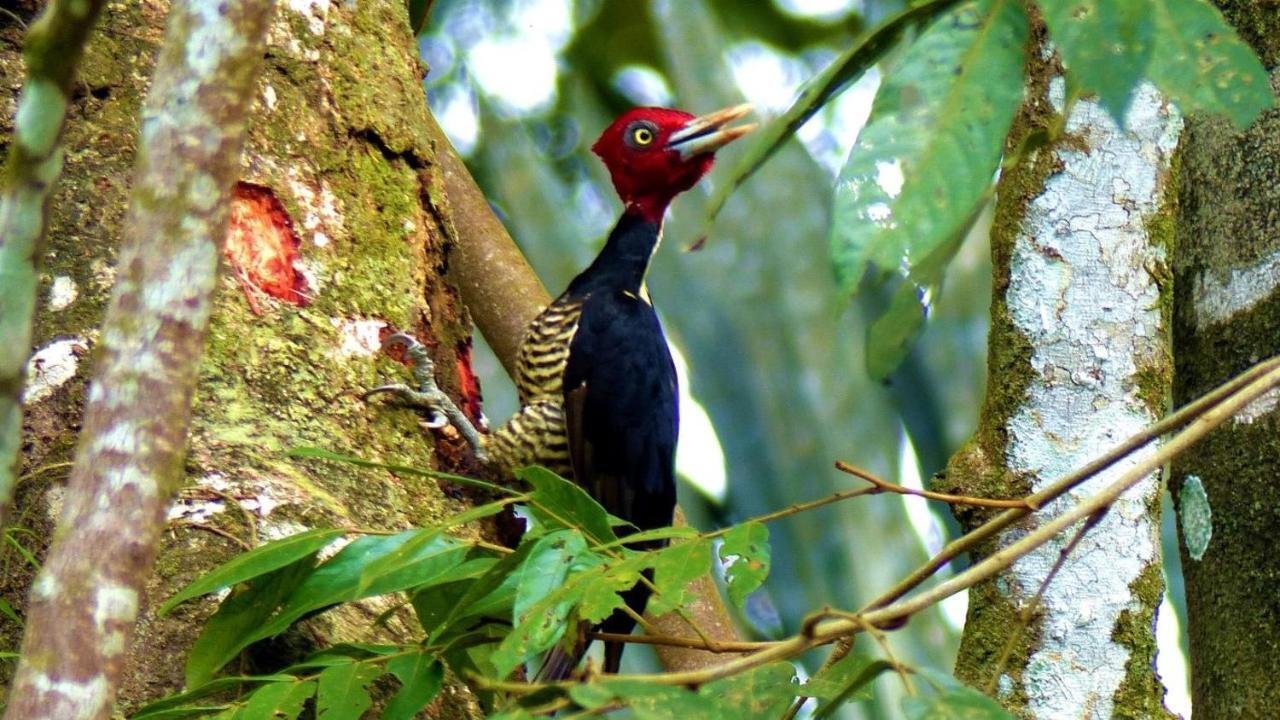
xmin=4 ymin=2 xmax=276 ymax=717
xmin=0 ymin=0 xmax=107 ymax=525
xmin=481 ymin=355 xmax=1280 ymax=692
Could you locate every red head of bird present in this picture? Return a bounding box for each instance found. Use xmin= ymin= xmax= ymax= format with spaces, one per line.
xmin=592 ymin=104 xmax=755 ymax=222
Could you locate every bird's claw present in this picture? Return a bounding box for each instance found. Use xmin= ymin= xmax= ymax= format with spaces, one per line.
xmin=362 ymin=383 xmax=451 ymax=428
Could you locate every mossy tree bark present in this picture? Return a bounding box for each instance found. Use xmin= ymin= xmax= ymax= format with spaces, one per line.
xmin=3 ymin=2 xmax=484 ymax=716
xmin=1170 ymin=5 xmax=1280 ymax=716
xmin=941 ymin=28 xmax=1178 ymax=719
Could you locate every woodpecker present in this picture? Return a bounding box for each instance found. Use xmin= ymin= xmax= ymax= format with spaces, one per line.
xmin=367 ymin=104 xmax=754 ymax=679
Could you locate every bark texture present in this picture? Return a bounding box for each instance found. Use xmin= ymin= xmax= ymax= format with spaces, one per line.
xmin=1170 ymin=8 xmax=1280 ymax=714
xmin=943 ymin=33 xmax=1178 ymax=719
xmin=6 ymin=1 xmax=275 ymax=717
xmin=3 ymin=2 xmax=482 ymax=716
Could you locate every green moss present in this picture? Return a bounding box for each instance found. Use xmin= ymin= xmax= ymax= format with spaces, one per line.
xmin=1110 ymin=563 xmax=1178 ymax=719
xmin=1212 ymin=1 xmax=1280 ymax=68
xmin=948 ymin=24 xmax=1063 ymax=709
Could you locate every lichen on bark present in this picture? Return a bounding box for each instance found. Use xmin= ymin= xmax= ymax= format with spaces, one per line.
xmin=3 ymin=2 xmax=486 ymax=718
xmin=1171 ymin=60 xmax=1280 ymax=717
xmin=948 ymin=24 xmax=1178 ymax=719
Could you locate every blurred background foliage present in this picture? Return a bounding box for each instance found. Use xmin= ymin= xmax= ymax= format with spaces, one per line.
xmin=417 ymin=0 xmax=993 ymax=715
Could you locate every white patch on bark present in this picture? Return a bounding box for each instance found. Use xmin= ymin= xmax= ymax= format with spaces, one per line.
xmin=1002 ymin=82 xmax=1179 ymax=720
xmin=332 ymin=317 xmax=386 ymax=357
xmin=22 ymin=337 xmax=87 ymax=404
xmin=28 ymin=673 xmax=110 ymax=718
xmin=287 ymin=170 xmax=344 ymax=247
xmin=287 ymin=0 xmax=330 ymax=35
xmin=262 ymin=82 xmax=278 ymax=110
xmin=48 ymin=276 xmax=78 ymax=311
xmin=93 ymin=584 xmax=139 ymax=657
xmin=1191 ymin=246 xmax=1280 ymax=328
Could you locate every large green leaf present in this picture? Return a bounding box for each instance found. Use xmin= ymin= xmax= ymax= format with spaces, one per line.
xmin=718 ymin=521 xmax=770 ymax=607
xmin=1041 ymin=0 xmax=1153 ymax=123
xmin=131 ymin=676 xmax=297 ymax=719
xmin=383 ymin=652 xmax=444 ymax=720
xmin=315 ymin=662 xmax=381 ymax=720
xmin=186 ymin=561 xmax=316 ymax=687
xmin=512 ymin=530 xmax=590 ymax=633
xmin=241 ymin=679 xmax=315 ymax=720
xmin=830 ymin=0 xmax=1027 ymax=296
xmin=699 ymin=0 xmax=966 ymax=232
xmin=159 ymin=528 xmax=344 ymax=616
xmin=698 ymin=662 xmax=798 ymax=717
xmin=902 ymin=685 xmax=1013 ymax=719
xmin=1147 ymin=0 xmax=1273 ymax=128
xmin=805 ymin=654 xmax=893 ymax=717
xmin=519 ymin=466 xmax=618 ymax=545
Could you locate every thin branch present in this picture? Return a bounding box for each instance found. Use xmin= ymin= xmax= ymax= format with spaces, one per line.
xmin=588 ymin=631 xmax=778 ymax=653
xmin=481 ymin=356 xmax=1280 ymax=693
xmin=862 ymin=354 xmax=1280 ymax=611
xmin=3 ymin=3 xmax=276 ymax=718
xmin=834 ymin=461 xmax=1035 ymax=509
xmin=702 ymin=486 xmax=879 ymax=539
xmin=0 ymin=0 xmax=107 ymax=525
xmin=985 ymin=508 xmax=1106 ymax=695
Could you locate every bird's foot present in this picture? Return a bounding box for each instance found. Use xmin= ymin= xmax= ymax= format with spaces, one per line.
xmin=364 ymin=332 xmax=489 ymax=462
xmin=363 ymin=333 xmax=451 ymax=428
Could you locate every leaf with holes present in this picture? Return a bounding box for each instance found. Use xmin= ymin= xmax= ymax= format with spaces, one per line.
xmin=1147 ymin=0 xmax=1272 ymax=128
xmin=718 ymin=521 xmax=770 ymax=607
xmin=1041 ymin=0 xmax=1153 ymax=123
xmin=830 ymin=0 xmax=1027 ymax=297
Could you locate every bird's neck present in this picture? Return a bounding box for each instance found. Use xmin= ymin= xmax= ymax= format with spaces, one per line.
xmin=569 ymin=209 xmax=663 ymax=297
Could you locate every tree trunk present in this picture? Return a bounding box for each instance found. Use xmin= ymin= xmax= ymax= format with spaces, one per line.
xmin=3 ymin=3 xmax=483 ymax=716
xmin=943 ymin=30 xmax=1178 ymax=719
xmin=1170 ymin=5 xmax=1280 ymax=716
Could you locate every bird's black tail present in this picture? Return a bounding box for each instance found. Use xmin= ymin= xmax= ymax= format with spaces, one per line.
xmin=534 ymin=622 xmax=590 ymax=682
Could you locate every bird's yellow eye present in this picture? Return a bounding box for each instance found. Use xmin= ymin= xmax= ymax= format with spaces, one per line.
xmin=632 ymin=127 xmax=655 ymax=146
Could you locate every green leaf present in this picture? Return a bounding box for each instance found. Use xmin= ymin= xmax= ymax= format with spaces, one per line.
xmin=718 ymin=521 xmax=770 ymax=607
xmin=577 ymin=554 xmax=646 ymax=624
xmin=0 ymin=597 xmax=20 ymax=625
xmin=129 ymin=708 xmax=229 ymax=720
xmin=567 ymin=682 xmax=617 ymax=710
xmin=648 ymin=538 xmax=713 ymax=615
xmin=830 ymin=0 xmax=1027 ymax=296
xmin=241 ymin=679 xmax=315 ymax=719
xmin=289 ymin=446 xmax=514 ymax=496
xmin=594 ymin=525 xmax=700 ymax=550
xmin=425 ymin=542 xmax=538 ymax=641
xmin=598 ymin=680 xmax=720 ymax=720
xmin=699 ymin=0 xmax=966 ymax=232
xmin=185 ymin=561 xmax=316 ymax=687
xmin=383 ymin=651 xmax=443 ymax=720
xmin=902 ymin=684 xmax=1014 ymax=719
xmin=699 ymin=662 xmax=798 ymax=717
xmin=132 ymin=676 xmax=297 ymax=718
xmin=1147 ymin=0 xmax=1273 ymax=128
xmin=159 ymin=528 xmax=344 ymax=616
xmin=805 ymin=654 xmax=893 ymax=717
xmin=1042 ymin=0 xmax=1153 ymax=123
xmin=863 ymin=202 xmax=975 ymax=380
xmin=519 ymin=466 xmax=618 ymax=545
xmin=189 ymin=532 xmax=468 ymax=685
xmin=315 ymin=662 xmax=381 ymax=720
xmin=514 ymin=530 xmax=590 ymax=630
xmin=490 ymin=532 xmax=607 ymax=678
